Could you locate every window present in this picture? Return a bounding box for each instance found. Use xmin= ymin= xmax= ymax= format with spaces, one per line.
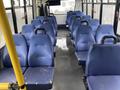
xmin=94 ymin=4 xmax=100 ymax=19
xmin=3 ymin=0 xmax=11 ymax=8
xmin=50 ymin=0 xmax=75 ymax=24
xmin=102 ymin=5 xmax=115 ymax=24
xmin=117 ymin=9 xmax=120 ymax=35
xmin=88 ymin=4 xmax=92 ymax=16
xmin=50 ymin=0 xmax=75 ymax=14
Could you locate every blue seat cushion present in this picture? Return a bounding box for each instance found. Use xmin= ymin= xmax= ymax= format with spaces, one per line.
xmin=87 ymin=76 xmax=120 ymax=90
xmin=0 ymin=68 xmax=26 ymax=83
xmin=24 ymin=67 xmax=54 ymax=90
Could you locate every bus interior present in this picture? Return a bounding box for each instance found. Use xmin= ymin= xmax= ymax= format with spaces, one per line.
xmin=0 ymin=0 xmax=120 ymax=90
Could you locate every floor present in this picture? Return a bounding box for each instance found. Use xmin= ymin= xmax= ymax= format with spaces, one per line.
xmin=53 ymin=30 xmax=86 ymax=90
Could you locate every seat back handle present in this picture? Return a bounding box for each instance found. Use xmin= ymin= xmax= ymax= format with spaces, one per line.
xmin=101 ymin=35 xmax=117 ymax=44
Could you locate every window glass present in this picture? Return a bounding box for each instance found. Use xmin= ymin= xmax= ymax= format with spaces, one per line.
xmin=88 ymin=4 xmax=92 ymax=16
xmin=20 ymin=0 xmax=24 ymax=6
xmin=14 ymin=0 xmax=20 ymax=7
xmin=27 ymin=7 xmax=33 ymax=23
xmin=83 ymin=3 xmax=86 ymax=15
xmin=103 ymin=0 xmax=108 ymax=3
xmin=3 ymin=0 xmax=11 ymax=8
xmin=15 ymin=8 xmax=25 ymax=32
xmin=50 ymin=0 xmax=75 ymax=14
xmin=0 ymin=10 xmax=14 ymax=48
xmin=94 ymin=4 xmax=100 ymax=19
xmin=117 ymin=9 xmax=120 ymax=35
xmin=102 ymin=5 xmax=115 ymax=24
xmin=109 ymin=0 xmax=116 ymax=3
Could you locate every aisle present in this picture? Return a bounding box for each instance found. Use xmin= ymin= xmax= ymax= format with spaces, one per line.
xmin=53 ymin=30 xmax=85 ymax=90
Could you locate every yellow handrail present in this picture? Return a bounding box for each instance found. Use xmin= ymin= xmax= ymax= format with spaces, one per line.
xmin=0 ymin=0 xmax=26 ymax=90
xmin=0 ymin=83 xmax=9 ymax=90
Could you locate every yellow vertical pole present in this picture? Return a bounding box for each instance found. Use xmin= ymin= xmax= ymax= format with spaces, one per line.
xmin=0 ymin=0 xmax=26 ymax=90
xmin=0 ymin=83 xmax=9 ymax=90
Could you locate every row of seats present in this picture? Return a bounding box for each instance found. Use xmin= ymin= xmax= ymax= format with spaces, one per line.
xmin=67 ymin=11 xmax=120 ymax=90
xmin=66 ymin=11 xmax=116 ymax=65
xmin=0 ymin=15 xmax=57 ymax=90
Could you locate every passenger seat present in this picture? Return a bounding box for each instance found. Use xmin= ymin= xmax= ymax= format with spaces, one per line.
xmin=86 ymin=38 xmax=120 ymax=90
xmin=0 ymin=34 xmax=28 ymax=83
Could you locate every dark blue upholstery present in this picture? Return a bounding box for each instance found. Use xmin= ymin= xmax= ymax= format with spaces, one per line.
xmin=47 ymin=16 xmax=57 ymax=31
xmin=43 ymin=19 xmax=57 ymax=37
xmin=95 ymin=25 xmax=115 ymax=44
xmin=66 ymin=11 xmax=84 ymax=25
xmin=22 ymin=24 xmax=35 ymax=46
xmin=75 ymin=25 xmax=95 ymax=51
xmin=3 ymin=34 xmax=28 ymax=67
xmin=71 ymin=18 xmax=81 ymax=39
xmin=24 ymin=67 xmax=54 ymax=90
xmin=66 ymin=11 xmax=74 ymax=25
xmin=86 ymin=44 xmax=120 ymax=90
xmin=28 ymin=34 xmax=53 ymax=67
xmin=31 ymin=19 xmax=42 ymax=27
xmin=69 ymin=16 xmax=81 ymax=31
xmin=36 ymin=16 xmax=45 ymax=22
xmin=70 ymin=17 xmax=81 ymax=34
xmin=0 ymin=68 xmax=26 ymax=83
xmin=0 ymin=35 xmax=27 ymax=83
xmin=87 ymin=76 xmax=120 ymax=90
xmin=86 ymin=44 xmax=120 ymax=76
xmin=80 ymin=15 xmax=92 ymax=21
xmin=35 ymin=24 xmax=56 ymax=46
xmin=88 ymin=19 xmax=100 ymax=35
xmin=71 ymin=16 xmax=92 ymax=39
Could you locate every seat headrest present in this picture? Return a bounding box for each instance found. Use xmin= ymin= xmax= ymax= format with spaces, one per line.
xmin=22 ymin=24 xmax=34 ymax=33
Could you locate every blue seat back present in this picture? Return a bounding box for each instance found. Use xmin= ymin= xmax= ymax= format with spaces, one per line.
xmin=3 ymin=34 xmax=28 ymax=67
xmin=37 ymin=23 xmax=56 ymax=46
xmin=95 ymin=25 xmax=115 ymax=44
xmin=36 ymin=16 xmax=45 ymax=22
xmin=31 ymin=19 xmax=42 ymax=28
xmin=86 ymin=44 xmax=120 ymax=76
xmin=22 ymin=24 xmax=35 ymax=46
xmin=75 ymin=25 xmax=95 ymax=51
xmin=28 ymin=33 xmax=53 ymax=67
xmin=88 ymin=19 xmax=100 ymax=32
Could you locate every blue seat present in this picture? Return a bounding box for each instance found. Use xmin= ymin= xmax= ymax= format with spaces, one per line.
xmin=88 ymin=19 xmax=100 ymax=36
xmin=71 ymin=16 xmax=92 ymax=39
xmin=47 ymin=16 xmax=57 ymax=31
xmin=35 ymin=23 xmax=56 ymax=46
xmin=71 ymin=18 xmax=81 ymax=39
xmin=0 ymin=34 xmax=27 ymax=83
xmin=69 ymin=16 xmax=81 ymax=32
xmin=43 ymin=18 xmax=57 ymax=37
xmin=95 ymin=25 xmax=115 ymax=44
xmin=28 ymin=33 xmax=53 ymax=67
xmin=24 ymin=67 xmax=54 ymax=90
xmin=25 ymin=32 xmax=54 ymax=90
xmin=86 ymin=44 xmax=120 ymax=90
xmin=66 ymin=11 xmax=84 ymax=26
xmin=66 ymin=11 xmax=73 ymax=25
xmin=31 ymin=19 xmax=42 ymax=28
xmin=75 ymin=25 xmax=95 ymax=51
xmin=74 ymin=25 xmax=95 ymax=65
xmin=36 ymin=16 xmax=45 ymax=22
xmin=22 ymin=24 xmax=35 ymax=46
